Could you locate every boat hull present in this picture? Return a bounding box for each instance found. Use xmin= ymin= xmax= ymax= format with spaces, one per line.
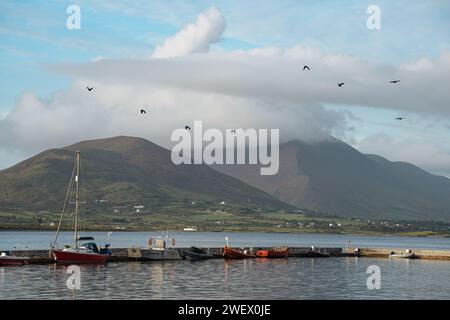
xmin=268 ymin=247 xmax=288 ymax=258
xmin=183 ymin=250 xmax=215 ymax=260
xmin=140 ymin=248 xmax=183 ymax=260
xmin=223 ymin=246 xmax=255 ymax=259
xmin=256 ymin=250 xmax=269 ymax=258
xmin=53 ymin=250 xmax=108 ymax=264
xmin=389 ymin=253 xmax=416 ymax=259
xmin=0 ymin=257 xmax=30 ymax=266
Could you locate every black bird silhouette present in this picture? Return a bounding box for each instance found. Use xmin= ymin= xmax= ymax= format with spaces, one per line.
xmin=140 ymin=109 xmax=146 ymax=114
xmin=185 ymin=126 xmax=191 ymax=130
xmin=394 ymin=117 xmax=405 ymax=120
xmin=303 ymin=65 xmax=310 ymax=71
xmin=337 ymin=82 xmax=344 ymax=87
xmin=389 ymin=80 xmax=400 ymax=84
xmin=86 ymin=86 xmax=93 ymax=91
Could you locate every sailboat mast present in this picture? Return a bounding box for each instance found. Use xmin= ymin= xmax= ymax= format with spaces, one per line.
xmin=74 ymin=151 xmax=80 ymax=247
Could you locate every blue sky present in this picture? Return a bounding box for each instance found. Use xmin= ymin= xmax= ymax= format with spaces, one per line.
xmin=2 ymin=0 xmax=450 ymax=112
xmin=1 ymin=0 xmax=450 ymax=174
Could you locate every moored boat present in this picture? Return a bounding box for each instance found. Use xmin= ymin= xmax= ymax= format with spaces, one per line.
xmin=389 ymin=249 xmax=416 ymax=259
xmin=268 ymin=246 xmax=288 ymax=258
xmin=0 ymin=252 xmax=30 ymax=266
xmin=256 ymin=250 xmax=269 ymax=258
xmin=50 ymin=151 xmax=110 ymax=264
xmin=182 ymin=247 xmax=215 ymax=260
xmin=223 ymin=246 xmax=255 ymax=259
xmin=139 ymin=235 xmax=183 ymax=260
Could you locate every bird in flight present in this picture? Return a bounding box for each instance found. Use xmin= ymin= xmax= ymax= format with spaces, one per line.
xmin=303 ymin=65 xmax=310 ymax=71
xmin=337 ymin=82 xmax=345 ymax=87
xmin=394 ymin=117 xmax=405 ymax=120
xmin=389 ymin=80 xmax=400 ymax=84
xmin=140 ymin=109 xmax=146 ymax=114
xmin=185 ymin=126 xmax=191 ymax=130
xmin=86 ymin=86 xmax=94 ymax=91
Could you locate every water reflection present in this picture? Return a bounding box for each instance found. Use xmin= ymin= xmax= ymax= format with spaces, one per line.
xmin=1 ymin=258 xmax=450 ymax=299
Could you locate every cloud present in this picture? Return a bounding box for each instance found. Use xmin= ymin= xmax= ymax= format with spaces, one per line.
xmin=51 ymin=47 xmax=450 ymax=117
xmin=2 ymin=6 xmax=450 ymax=176
xmin=357 ymin=133 xmax=450 ymax=177
xmin=0 ymin=78 xmax=347 ymax=161
xmin=152 ymin=7 xmax=226 ymax=58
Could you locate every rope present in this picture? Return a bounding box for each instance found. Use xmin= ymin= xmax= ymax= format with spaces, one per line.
xmin=51 ymin=162 xmax=76 ymax=249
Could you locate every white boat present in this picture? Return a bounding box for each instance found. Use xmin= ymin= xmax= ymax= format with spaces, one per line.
xmin=128 ymin=235 xmax=183 ymax=260
xmin=389 ymin=249 xmax=416 ymax=259
xmin=183 ymin=226 xmax=197 ymax=231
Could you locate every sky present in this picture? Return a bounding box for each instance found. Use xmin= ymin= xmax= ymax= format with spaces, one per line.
xmin=1 ymin=0 xmax=450 ymax=176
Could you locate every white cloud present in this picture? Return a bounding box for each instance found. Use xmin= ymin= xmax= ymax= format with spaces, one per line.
xmin=152 ymin=7 xmax=226 ymax=58
xmin=357 ymin=133 xmax=450 ymax=177
xmin=49 ymin=46 xmax=450 ymax=118
xmin=2 ymin=7 xmax=450 ymax=176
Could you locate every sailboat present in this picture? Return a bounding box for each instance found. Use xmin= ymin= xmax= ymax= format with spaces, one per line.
xmin=51 ymin=151 xmax=110 ymax=264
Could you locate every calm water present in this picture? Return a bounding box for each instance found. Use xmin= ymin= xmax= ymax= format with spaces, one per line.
xmin=1 ymin=258 xmax=450 ymax=299
xmin=1 ymin=231 xmax=450 ymax=300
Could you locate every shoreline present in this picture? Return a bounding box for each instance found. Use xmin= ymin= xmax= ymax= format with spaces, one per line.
xmin=1 ymin=225 xmax=449 ymax=238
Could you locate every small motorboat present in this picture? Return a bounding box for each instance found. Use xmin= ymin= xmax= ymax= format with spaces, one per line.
xmin=0 ymin=252 xmax=30 ymax=266
xmin=389 ymin=249 xmax=416 ymax=259
xmin=140 ymin=236 xmax=183 ymax=260
xmin=182 ymin=247 xmax=215 ymax=260
xmin=223 ymin=246 xmax=255 ymax=259
xmin=183 ymin=226 xmax=197 ymax=231
xmin=268 ymin=246 xmax=288 ymax=258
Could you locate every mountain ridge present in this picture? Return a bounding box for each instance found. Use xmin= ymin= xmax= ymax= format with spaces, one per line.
xmin=213 ymin=139 xmax=450 ymax=222
xmin=0 ymin=136 xmax=292 ymax=212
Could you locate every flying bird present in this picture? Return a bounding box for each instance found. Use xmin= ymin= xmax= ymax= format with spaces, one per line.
xmin=337 ymin=82 xmax=345 ymax=87
xmin=303 ymin=65 xmax=310 ymax=71
xmin=86 ymin=86 xmax=93 ymax=91
xmin=389 ymin=80 xmax=400 ymax=84
xmin=140 ymin=109 xmax=146 ymax=114
xmin=185 ymin=126 xmax=191 ymax=130
xmin=394 ymin=117 xmax=405 ymax=120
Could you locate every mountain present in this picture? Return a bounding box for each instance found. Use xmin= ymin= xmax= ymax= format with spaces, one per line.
xmin=213 ymin=139 xmax=450 ymax=222
xmin=0 ymin=136 xmax=292 ymax=212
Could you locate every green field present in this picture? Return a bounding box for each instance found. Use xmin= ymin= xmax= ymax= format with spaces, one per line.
xmin=1 ymin=203 xmax=449 ymax=237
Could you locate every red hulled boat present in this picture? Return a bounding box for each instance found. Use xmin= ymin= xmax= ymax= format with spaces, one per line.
xmin=223 ymin=246 xmax=255 ymax=259
xmin=0 ymin=253 xmax=30 ymax=266
xmin=51 ymin=151 xmax=110 ymax=264
xmin=52 ymin=247 xmax=108 ymax=264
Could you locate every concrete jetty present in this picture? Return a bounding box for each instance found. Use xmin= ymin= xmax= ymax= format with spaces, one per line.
xmin=2 ymin=246 xmax=450 ymax=264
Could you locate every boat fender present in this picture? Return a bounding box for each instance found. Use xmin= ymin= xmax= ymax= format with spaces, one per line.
xmin=148 ymin=238 xmax=153 ymax=248
xmin=172 ymin=238 xmax=176 ymax=246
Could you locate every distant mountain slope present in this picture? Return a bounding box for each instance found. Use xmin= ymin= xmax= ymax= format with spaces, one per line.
xmin=0 ymin=136 xmax=292 ymax=211
xmin=213 ymin=139 xmax=450 ymax=221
